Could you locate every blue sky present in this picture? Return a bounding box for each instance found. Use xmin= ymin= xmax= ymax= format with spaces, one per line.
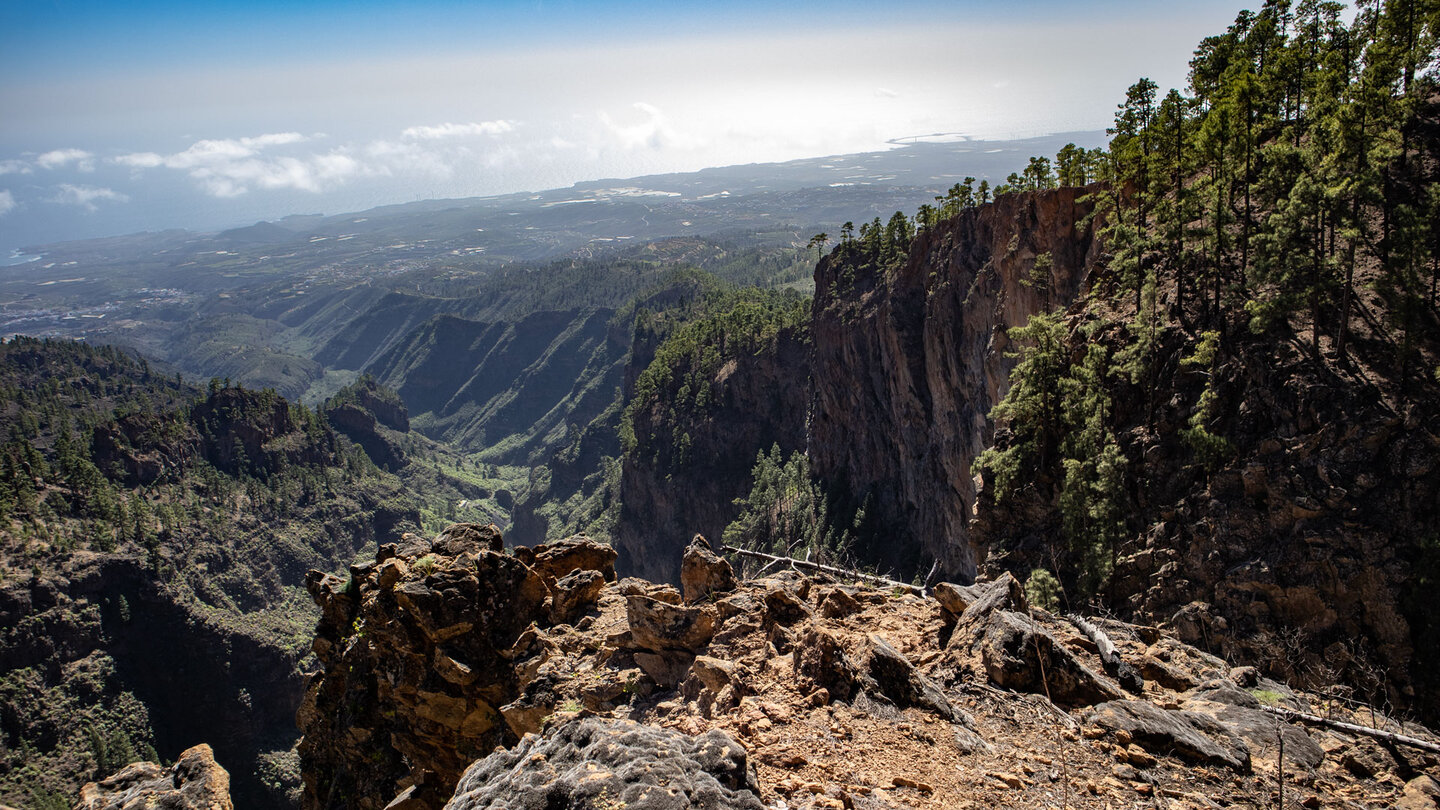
xmin=0 ymin=0 xmax=1251 ymax=255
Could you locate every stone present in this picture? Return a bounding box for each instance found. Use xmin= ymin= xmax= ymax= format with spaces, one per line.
xmin=952 ymin=573 xmax=1027 ymax=631
xmin=763 ymin=583 xmax=813 ymax=625
xmin=528 ymin=535 xmax=618 ymax=584
xmin=431 ymin=523 xmax=504 ymax=556
xmin=817 ymin=587 xmax=863 ymax=619
xmin=548 ymin=568 xmax=606 ymax=625
xmin=634 ymin=650 xmax=695 ymax=688
xmin=444 ymin=718 xmax=764 ymax=809
xmin=933 ymin=581 xmax=982 ymax=615
xmin=864 ymin=634 xmax=959 ymax=722
xmin=627 ymin=595 xmax=717 ymax=652
xmin=1085 ymin=700 xmax=1251 ymax=771
xmin=691 ymin=655 xmax=738 ymax=693
xmin=1397 ymin=775 xmax=1440 ymax=810
xmin=76 ymin=744 xmax=233 ymax=810
xmin=794 ymin=625 xmax=859 ymax=702
xmin=681 ymin=535 xmax=737 ymax=604
xmin=975 ymin=610 xmax=1125 ymax=706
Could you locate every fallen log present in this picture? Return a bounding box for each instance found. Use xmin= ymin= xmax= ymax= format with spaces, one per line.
xmin=1066 ymin=613 xmax=1144 ymax=694
xmin=719 ymin=545 xmax=924 ymax=595
xmin=1258 ymin=704 xmax=1440 ymax=755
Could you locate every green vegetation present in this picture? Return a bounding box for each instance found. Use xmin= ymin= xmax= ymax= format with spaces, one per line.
xmin=621 ymin=283 xmax=809 ymax=462
xmin=0 ymin=337 xmax=423 ymax=808
xmin=976 ymin=0 xmax=1440 ymax=613
xmin=722 ymin=445 xmax=859 ymax=566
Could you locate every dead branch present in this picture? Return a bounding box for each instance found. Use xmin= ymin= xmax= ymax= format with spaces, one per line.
xmin=1258 ymin=704 xmax=1440 ymax=755
xmin=720 ymin=545 xmax=923 ymax=595
xmin=1066 ymin=613 xmax=1144 ymax=693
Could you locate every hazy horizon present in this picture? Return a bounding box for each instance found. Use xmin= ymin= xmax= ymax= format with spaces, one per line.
xmin=2 ymin=0 xmax=1250 ymax=258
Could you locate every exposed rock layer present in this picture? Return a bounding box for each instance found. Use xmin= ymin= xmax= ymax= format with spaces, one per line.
xmin=809 ymin=186 xmax=1103 ymax=580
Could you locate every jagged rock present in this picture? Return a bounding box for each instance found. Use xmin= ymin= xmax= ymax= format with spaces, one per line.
xmin=865 ymin=634 xmax=959 ymax=722
xmin=794 ymin=625 xmax=859 ymax=702
xmin=762 ymin=582 xmax=813 ymax=625
xmin=816 ymin=586 xmax=863 ymax=619
xmin=691 ymin=655 xmax=738 ymax=693
xmin=626 ymin=595 xmax=716 ymax=652
xmin=1398 ymin=775 xmax=1440 ymax=810
xmin=443 ymin=718 xmax=763 ymax=809
xmin=298 ymin=534 xmax=612 ymax=810
xmin=76 ymin=744 xmax=233 ymax=810
xmin=974 ymin=610 xmax=1124 ymax=706
xmin=1340 ymin=737 xmax=1398 ymax=778
xmin=549 ymin=569 xmax=606 ymax=625
xmin=950 ymin=573 xmax=1028 ymax=637
xmin=529 ymin=535 xmax=618 ymax=584
xmin=430 ymin=523 xmax=503 ymax=556
xmin=634 ymin=650 xmax=695 ymax=688
xmin=681 ymin=535 xmax=737 ymax=604
xmin=1180 ymin=695 xmax=1324 ymax=769
xmin=933 ymin=581 xmax=981 ymax=615
xmin=1085 ymin=700 xmax=1251 ymax=771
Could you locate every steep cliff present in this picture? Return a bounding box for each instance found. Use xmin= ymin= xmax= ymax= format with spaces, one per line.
xmin=809 ymin=186 xmax=1104 ymax=581
xmin=612 ymin=289 xmax=810 ymax=584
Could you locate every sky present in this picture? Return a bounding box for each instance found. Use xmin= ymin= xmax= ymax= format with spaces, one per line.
xmin=0 ymin=0 xmax=1252 ymax=259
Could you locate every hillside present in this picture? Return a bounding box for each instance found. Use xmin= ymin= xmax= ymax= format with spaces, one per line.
xmin=0 ymin=338 xmax=420 ymax=809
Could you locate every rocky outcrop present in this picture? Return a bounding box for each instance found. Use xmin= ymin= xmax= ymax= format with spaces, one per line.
xmin=190 ymin=387 xmax=339 ymax=476
xmin=443 ymin=718 xmax=763 ymax=810
xmin=76 ymin=744 xmax=233 ymax=810
xmin=297 ymin=526 xmax=616 ymax=810
xmin=809 ymin=186 xmax=1103 ymax=581
xmin=298 ymin=531 xmax=1435 ymax=810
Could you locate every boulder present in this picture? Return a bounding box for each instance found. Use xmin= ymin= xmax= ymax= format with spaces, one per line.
xmin=794 ymin=625 xmax=860 ymax=702
xmin=865 ymin=634 xmax=960 ymax=722
xmin=431 ymin=523 xmax=503 ymax=556
xmin=952 ymin=573 xmax=1027 ymax=625
xmin=443 ymin=718 xmax=764 ymax=810
xmin=548 ymin=569 xmax=606 ymax=625
xmin=681 ymin=535 xmax=737 ymax=604
xmin=1180 ymin=696 xmax=1324 ymax=770
xmin=76 ymin=744 xmax=233 ymax=810
xmin=626 ymin=595 xmax=716 ymax=652
xmin=1397 ymin=775 xmax=1440 ymax=810
xmin=1085 ymin=700 xmax=1251 ymax=771
xmin=816 ymin=586 xmax=863 ymax=619
xmin=976 ymin=610 xmax=1125 ymax=707
xmin=529 ymin=535 xmax=618 ymax=584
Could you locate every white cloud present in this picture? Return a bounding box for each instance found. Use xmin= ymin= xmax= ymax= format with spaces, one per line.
xmin=0 ymin=190 xmax=15 ymax=216
xmin=401 ymin=120 xmax=514 ymax=140
xmin=874 ymin=87 xmax=900 ymax=98
xmin=50 ymin=184 xmax=128 ymax=211
xmin=598 ymin=102 xmax=696 ymax=151
xmin=37 ymin=148 xmax=95 ymax=171
xmin=0 ymin=160 xmax=32 ymax=176
xmin=113 ymin=132 xmax=356 ymax=197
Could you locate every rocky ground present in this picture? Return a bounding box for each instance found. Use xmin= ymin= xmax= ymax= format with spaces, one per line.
xmin=67 ymin=523 xmax=1440 ymax=809
xmin=271 ymin=524 xmax=1440 ymax=810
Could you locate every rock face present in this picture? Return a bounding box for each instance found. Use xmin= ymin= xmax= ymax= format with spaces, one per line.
xmin=614 ymin=320 xmax=809 ymax=585
xmin=443 ymin=718 xmax=763 ymax=810
xmin=809 ymin=186 xmax=1103 ymax=581
xmin=76 ymin=744 xmax=233 ymax=810
xmin=297 ymin=526 xmax=616 ymax=810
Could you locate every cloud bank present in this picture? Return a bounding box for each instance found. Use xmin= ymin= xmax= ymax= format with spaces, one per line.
xmin=401 ymin=120 xmax=514 ymax=140
xmin=0 ymin=191 xmax=15 ymax=216
xmin=50 ymin=184 xmax=128 ymax=211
